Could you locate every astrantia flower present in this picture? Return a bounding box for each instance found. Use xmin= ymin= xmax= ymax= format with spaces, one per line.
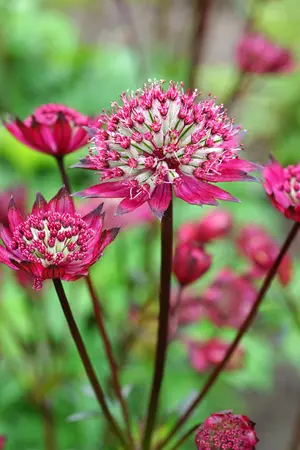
xmin=263 ymin=157 xmax=300 ymax=222
xmin=195 ymin=411 xmax=258 ymax=450
xmin=173 ymin=242 xmax=212 ymax=286
xmin=0 ymin=187 xmax=119 ymax=290
xmin=177 ymin=209 xmax=232 ymax=244
xmin=237 ymin=32 xmax=294 ymax=74
xmin=3 ymin=104 xmax=93 ymax=157
xmin=170 ymin=290 xmax=205 ymax=326
xmin=188 ymin=339 xmax=244 ymax=373
xmin=75 ymin=80 xmax=257 ymax=218
xmin=201 ymin=269 xmax=257 ymax=328
xmin=237 ymin=224 xmax=292 ymax=285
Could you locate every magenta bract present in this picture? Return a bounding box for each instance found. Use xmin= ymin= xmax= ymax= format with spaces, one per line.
xmin=195 ymin=411 xmax=258 ymax=450
xmin=0 ymin=436 xmax=5 ymax=450
xmin=3 ymin=104 xmax=93 ymax=157
xmin=0 ymin=187 xmax=119 ymax=290
xmin=173 ymin=242 xmax=212 ymax=286
xmin=75 ymin=80 xmax=258 ymax=218
xmin=0 ymin=186 xmax=26 ymax=229
xmin=237 ymin=224 xmax=293 ymax=286
xmin=263 ymin=157 xmax=300 ymax=222
xmin=237 ymin=32 xmax=294 ymax=74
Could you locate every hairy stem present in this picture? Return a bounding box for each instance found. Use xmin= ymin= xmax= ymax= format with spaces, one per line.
xmin=142 ymin=201 xmax=173 ymax=450
xmin=156 ymin=222 xmax=300 ymax=450
xmin=52 ymin=279 xmax=129 ymax=449
xmin=86 ymin=275 xmax=134 ymax=447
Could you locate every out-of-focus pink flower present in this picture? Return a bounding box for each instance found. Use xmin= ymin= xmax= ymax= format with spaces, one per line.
xmin=177 ymin=210 xmax=232 ymax=244
xmin=237 ymin=32 xmax=294 ymax=74
xmin=0 ymin=436 xmax=5 ymax=450
xmin=0 ymin=187 xmax=119 ymax=290
xmin=195 ymin=410 xmax=258 ymax=450
xmin=173 ymin=242 xmax=212 ymax=286
xmin=0 ymin=186 xmax=26 ymax=229
xmin=74 ymin=80 xmax=257 ymax=218
xmin=263 ymin=157 xmax=300 ymax=222
xmin=201 ymin=269 xmax=257 ymax=328
xmin=171 ymin=290 xmax=205 ymax=326
xmin=78 ymin=198 xmax=155 ymax=230
xmin=237 ymin=224 xmax=293 ymax=286
xmin=3 ymin=104 xmax=94 ymax=157
xmin=188 ymin=339 xmax=244 ymax=373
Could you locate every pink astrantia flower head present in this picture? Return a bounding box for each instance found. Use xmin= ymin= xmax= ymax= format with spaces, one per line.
xmin=177 ymin=209 xmax=232 ymax=244
xmin=201 ymin=268 xmax=256 ymax=328
xmin=237 ymin=32 xmax=294 ymax=74
xmin=263 ymin=157 xmax=300 ymax=222
xmin=0 ymin=187 xmax=119 ymax=290
xmin=74 ymin=80 xmax=258 ymax=219
xmin=3 ymin=104 xmax=93 ymax=157
xmin=237 ymin=224 xmax=292 ymax=286
xmin=173 ymin=242 xmax=212 ymax=286
xmin=195 ymin=411 xmax=258 ymax=450
xmin=188 ymin=338 xmax=244 ymax=373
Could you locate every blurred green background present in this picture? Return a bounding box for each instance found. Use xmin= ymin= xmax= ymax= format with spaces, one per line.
xmin=1 ymin=0 xmax=300 ymax=449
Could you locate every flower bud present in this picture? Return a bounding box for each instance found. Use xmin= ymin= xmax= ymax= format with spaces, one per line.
xmin=173 ymin=243 xmax=212 ymax=286
xmin=195 ymin=410 xmax=258 ymax=450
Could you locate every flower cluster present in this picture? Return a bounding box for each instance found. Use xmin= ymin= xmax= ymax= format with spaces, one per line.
xmin=75 ymin=80 xmax=257 ymax=218
xmin=3 ymin=104 xmax=93 ymax=157
xmin=237 ymin=32 xmax=294 ymax=74
xmin=264 ymin=157 xmax=300 ymax=222
xmin=195 ymin=411 xmax=258 ymax=450
xmin=173 ymin=242 xmax=212 ymax=286
xmin=0 ymin=187 xmax=119 ymax=290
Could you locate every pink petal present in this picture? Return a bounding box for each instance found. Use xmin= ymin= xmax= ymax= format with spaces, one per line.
xmin=116 ymin=192 xmax=149 ymax=215
xmin=148 ymin=183 xmax=172 ymax=219
xmin=32 ymin=193 xmax=47 ymax=215
xmin=69 ymin=128 xmax=89 ymax=152
xmin=53 ymin=115 xmax=72 ymax=153
xmin=98 ymin=227 xmax=120 ymax=252
xmin=198 ymin=182 xmax=239 ymax=203
xmin=74 ymin=182 xmax=131 ymax=199
xmin=174 ymin=175 xmax=218 ymax=206
xmin=0 ymin=245 xmax=17 ymax=269
xmin=0 ymin=223 xmax=13 ymax=248
xmin=8 ymin=197 xmax=24 ymax=231
xmin=47 ymin=187 xmax=75 ymax=214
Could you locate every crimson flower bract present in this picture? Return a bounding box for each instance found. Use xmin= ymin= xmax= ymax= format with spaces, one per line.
xmin=0 ymin=187 xmax=119 ymax=290
xmin=75 ymin=80 xmax=257 ymax=218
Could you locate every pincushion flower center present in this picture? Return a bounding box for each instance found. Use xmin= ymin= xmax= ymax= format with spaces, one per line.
xmin=282 ymin=166 xmax=300 ymax=206
xmin=11 ymin=212 xmax=94 ymax=268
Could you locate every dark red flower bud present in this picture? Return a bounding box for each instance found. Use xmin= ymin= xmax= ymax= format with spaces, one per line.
xmin=173 ymin=243 xmax=212 ymax=286
xmin=195 ymin=410 xmax=258 ymax=450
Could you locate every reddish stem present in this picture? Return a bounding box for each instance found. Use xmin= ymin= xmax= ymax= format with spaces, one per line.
xmin=142 ymin=201 xmax=173 ymax=450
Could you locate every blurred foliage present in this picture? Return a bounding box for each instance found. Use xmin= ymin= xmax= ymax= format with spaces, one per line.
xmin=0 ymin=0 xmax=300 ymax=449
